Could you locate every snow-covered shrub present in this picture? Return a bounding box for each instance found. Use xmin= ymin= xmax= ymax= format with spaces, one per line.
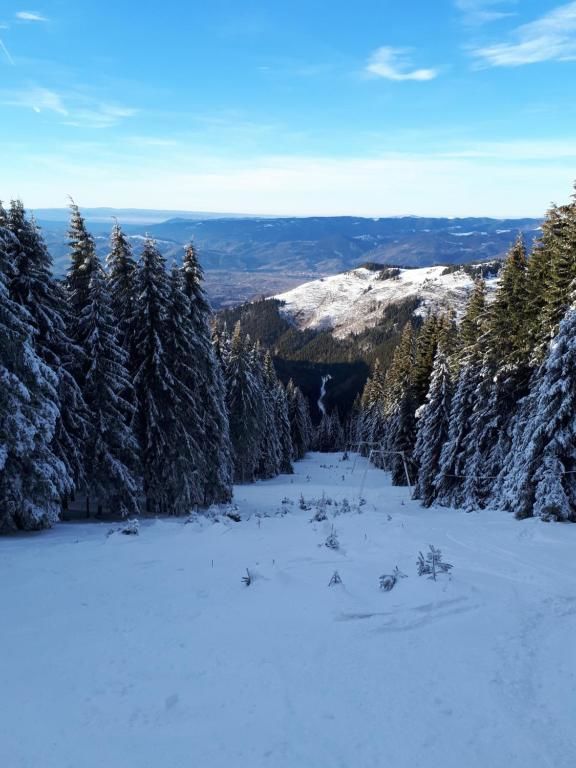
xmin=299 ymin=493 xmax=310 ymax=511
xmin=325 ymin=526 xmax=340 ymax=550
xmin=311 ymin=493 xmax=328 ymax=521
xmin=120 ymin=519 xmax=140 ymax=536
xmin=379 ymin=566 xmax=407 ymax=592
xmin=417 ymin=545 xmax=453 ymax=580
xmin=328 ymin=570 xmax=342 ymax=586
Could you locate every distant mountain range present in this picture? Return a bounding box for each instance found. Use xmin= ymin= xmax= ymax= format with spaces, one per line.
xmin=35 ymin=208 xmax=541 ymax=307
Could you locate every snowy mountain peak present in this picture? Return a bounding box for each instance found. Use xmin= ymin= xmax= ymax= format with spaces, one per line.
xmin=274 ymin=264 xmax=499 ymax=338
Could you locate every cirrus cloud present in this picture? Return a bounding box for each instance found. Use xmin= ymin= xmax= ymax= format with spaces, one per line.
xmin=473 ymin=1 xmax=576 ymax=66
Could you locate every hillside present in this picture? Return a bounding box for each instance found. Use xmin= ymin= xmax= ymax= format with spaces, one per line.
xmin=219 ymin=262 xmax=500 ymax=417
xmin=275 ymin=263 xmax=500 ymax=338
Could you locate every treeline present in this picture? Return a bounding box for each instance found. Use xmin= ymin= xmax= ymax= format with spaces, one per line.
xmin=354 ymin=184 xmax=576 ymax=521
xmin=0 ymin=201 xmax=312 ymax=533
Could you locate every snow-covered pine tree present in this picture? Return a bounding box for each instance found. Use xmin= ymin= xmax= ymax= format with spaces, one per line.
xmin=75 ymin=258 xmax=140 ymax=517
xmin=499 ymin=301 xmax=576 ymax=521
xmin=263 ymin=353 xmax=294 ymax=474
xmin=164 ymin=264 xmax=211 ymax=509
xmin=132 ymin=238 xmax=199 ymax=515
xmin=357 ymin=358 xmax=387 ymax=455
xmin=0 ymin=225 xmax=67 ymax=531
xmin=435 ymin=280 xmax=486 ymax=508
xmin=181 ymin=243 xmax=232 ymax=504
xmin=225 ymin=323 xmax=265 ymax=483
xmin=383 ymin=322 xmax=417 ymax=484
xmin=6 ymin=201 xmax=89 ymax=497
xmin=412 ymin=313 xmax=439 ymax=409
xmin=287 ymin=379 xmax=312 ymax=460
xmin=65 ymin=200 xmax=99 ymax=322
xmin=106 ymin=219 xmax=137 ymax=355
xmin=459 ymin=238 xmax=530 ymax=510
xmin=412 ymin=345 xmax=453 ymax=507
xmin=256 ymin=349 xmax=283 ymax=479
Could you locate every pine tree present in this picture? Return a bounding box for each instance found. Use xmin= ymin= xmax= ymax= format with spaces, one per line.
xmin=383 ymin=322 xmax=417 ymax=484
xmin=257 ymin=349 xmax=283 ymax=478
xmin=499 ymin=302 xmax=576 ymax=521
xmin=6 ymin=201 xmax=88 ymax=495
xmin=75 ymin=259 xmax=140 ymax=517
xmin=181 ymin=243 xmax=232 ymax=503
xmin=435 ymin=281 xmax=487 ymax=507
xmin=65 ymin=200 xmax=99 ymax=321
xmin=225 ymin=323 xmax=264 ymax=483
xmin=132 ymin=238 xmax=200 ymax=514
xmin=287 ymin=380 xmax=312 ymax=460
xmin=0 ymin=225 xmax=67 ymax=531
xmin=412 ymin=347 xmax=453 ymax=507
xmin=106 ymin=220 xmax=137 ymax=354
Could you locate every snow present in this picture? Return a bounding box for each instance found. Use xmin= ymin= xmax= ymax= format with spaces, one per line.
xmin=275 ymin=266 xmax=499 ymax=337
xmin=2 ymin=452 xmax=576 ymax=768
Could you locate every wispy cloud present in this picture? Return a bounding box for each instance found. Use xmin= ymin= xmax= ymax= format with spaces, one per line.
xmin=0 ymin=37 xmax=15 ymax=65
xmin=3 ymin=86 xmax=67 ymax=113
xmin=365 ymin=47 xmax=438 ymax=81
xmin=1 ymin=85 xmax=137 ymax=126
xmin=15 ymin=11 xmax=48 ymax=22
xmin=473 ymin=1 xmax=576 ymax=66
xmin=455 ymin=0 xmax=515 ymax=25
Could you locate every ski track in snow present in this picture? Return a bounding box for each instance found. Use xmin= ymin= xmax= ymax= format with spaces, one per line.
xmin=1 ymin=452 xmax=575 ymax=768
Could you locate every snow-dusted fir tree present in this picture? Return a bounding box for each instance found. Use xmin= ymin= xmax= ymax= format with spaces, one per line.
xmin=262 ymin=352 xmax=293 ymax=474
xmin=356 ymin=358 xmax=386 ymax=454
xmin=0 ymin=224 xmax=67 ymax=531
xmin=132 ymin=238 xmax=197 ymax=514
xmin=225 ymin=323 xmax=265 ymax=482
xmin=65 ymin=200 xmax=99 ymax=321
xmin=256 ymin=349 xmax=283 ymax=478
xmin=181 ymin=243 xmax=232 ymax=504
xmin=458 ymin=238 xmax=530 ymax=510
xmin=435 ymin=280 xmax=486 ymax=508
xmin=383 ymin=323 xmax=417 ymax=484
xmin=6 ymin=201 xmax=88 ymax=496
xmin=412 ymin=346 xmax=453 ymax=507
xmin=75 ymin=259 xmax=140 ymax=517
xmin=287 ymin=379 xmax=312 ymax=460
xmin=499 ymin=301 xmax=576 ymax=521
xmin=106 ymin=220 xmax=137 ymax=354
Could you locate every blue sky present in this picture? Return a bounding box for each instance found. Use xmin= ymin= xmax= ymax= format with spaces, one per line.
xmin=1 ymin=0 xmax=575 ymax=216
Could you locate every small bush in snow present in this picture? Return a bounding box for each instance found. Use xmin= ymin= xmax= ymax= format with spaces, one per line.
xmin=299 ymin=494 xmax=310 ymax=511
xmin=341 ymin=498 xmax=351 ymax=515
xmin=242 ymin=568 xmax=252 ymax=587
xmin=120 ymin=519 xmax=139 ymax=536
xmin=311 ymin=493 xmax=328 ymax=522
xmin=328 ymin=570 xmax=342 ymax=587
xmin=325 ymin=526 xmax=340 ymax=550
xmin=379 ymin=566 xmax=407 ymax=592
xmin=417 ymin=545 xmax=453 ymax=581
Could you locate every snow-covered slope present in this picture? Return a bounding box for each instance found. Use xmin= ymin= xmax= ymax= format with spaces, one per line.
xmin=2 ymin=453 xmax=575 ymax=768
xmin=275 ymin=265 xmax=498 ymax=337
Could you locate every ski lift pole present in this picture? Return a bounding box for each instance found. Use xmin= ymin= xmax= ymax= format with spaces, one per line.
xmin=401 ymin=451 xmax=412 ymax=491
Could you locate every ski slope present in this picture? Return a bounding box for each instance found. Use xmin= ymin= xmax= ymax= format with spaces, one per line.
xmin=275 ymin=266 xmax=499 ymax=337
xmin=1 ymin=453 xmax=575 ymax=768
